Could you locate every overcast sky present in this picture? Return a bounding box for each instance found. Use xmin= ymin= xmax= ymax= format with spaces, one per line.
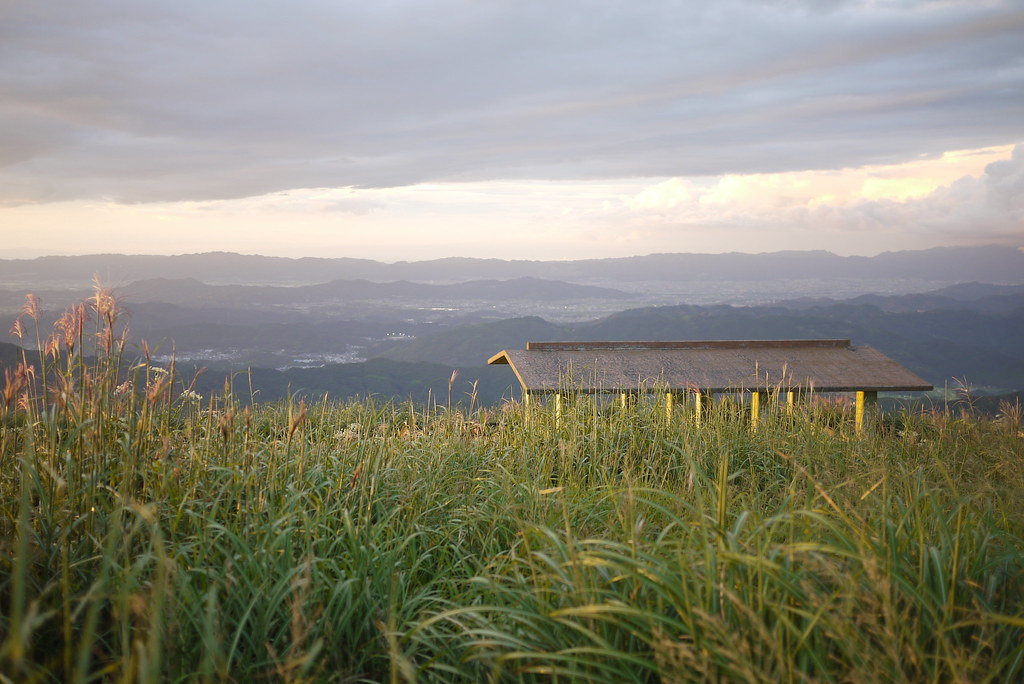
xmin=1 ymin=0 xmax=1022 ymax=261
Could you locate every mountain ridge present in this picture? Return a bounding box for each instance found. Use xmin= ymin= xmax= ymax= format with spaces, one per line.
xmin=3 ymin=245 xmax=1022 ymax=287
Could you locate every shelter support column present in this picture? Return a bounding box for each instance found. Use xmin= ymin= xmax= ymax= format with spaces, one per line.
xmin=855 ymin=391 xmax=878 ymax=434
xmin=750 ymin=391 xmax=767 ymax=431
xmin=785 ymin=390 xmax=807 ymax=418
xmin=694 ymin=390 xmax=713 ymax=427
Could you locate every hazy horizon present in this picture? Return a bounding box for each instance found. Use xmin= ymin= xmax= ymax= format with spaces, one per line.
xmin=2 ymin=243 xmax=1023 ymax=266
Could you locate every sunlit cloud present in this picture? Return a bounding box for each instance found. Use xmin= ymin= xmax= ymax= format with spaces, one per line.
xmin=2 ymin=144 xmax=1018 ymax=261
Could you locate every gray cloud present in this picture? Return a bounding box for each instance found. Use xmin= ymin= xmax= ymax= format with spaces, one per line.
xmin=1 ymin=0 xmax=1022 ymax=203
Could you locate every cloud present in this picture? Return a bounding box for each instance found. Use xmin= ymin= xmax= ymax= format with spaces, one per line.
xmin=0 ymin=144 xmax=1018 ymax=260
xmin=598 ymin=143 xmax=1022 ymax=251
xmin=0 ymin=0 xmax=1021 ymax=204
xmin=781 ymin=144 xmax=1024 ymax=245
xmin=879 ymin=143 xmax=1024 ymax=238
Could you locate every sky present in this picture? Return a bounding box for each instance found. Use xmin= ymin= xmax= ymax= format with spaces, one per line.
xmin=1 ymin=0 xmax=1022 ymax=262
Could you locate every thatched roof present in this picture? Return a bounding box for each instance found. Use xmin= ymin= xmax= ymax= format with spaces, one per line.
xmin=487 ymin=340 xmax=933 ymax=394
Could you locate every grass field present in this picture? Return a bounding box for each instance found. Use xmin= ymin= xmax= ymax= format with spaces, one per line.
xmin=2 ymin=291 xmax=1023 ymax=682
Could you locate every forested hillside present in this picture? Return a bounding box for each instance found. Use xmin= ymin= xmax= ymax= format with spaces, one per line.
xmin=376 ymin=296 xmax=1024 ymax=392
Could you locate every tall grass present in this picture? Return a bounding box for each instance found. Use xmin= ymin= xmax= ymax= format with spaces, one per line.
xmin=1 ymin=289 xmax=1022 ymax=682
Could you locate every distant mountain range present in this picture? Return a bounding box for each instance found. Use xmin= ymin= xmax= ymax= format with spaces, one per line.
xmin=3 ymin=245 xmax=1022 ymax=287
xmin=374 ymin=285 xmax=1024 ymax=391
xmin=777 ymin=282 xmax=1024 ymax=313
xmin=2 ymin=248 xmax=1022 ymax=405
xmin=0 ymin=276 xmax=628 ymax=309
xmin=4 ymin=282 xmax=1020 ymax=405
xmin=118 ymin=276 xmax=630 ymax=307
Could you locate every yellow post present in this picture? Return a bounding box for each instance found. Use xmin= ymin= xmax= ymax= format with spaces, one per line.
xmin=620 ymin=392 xmax=628 ymax=409
xmin=695 ymin=390 xmax=713 ymax=427
xmin=855 ymin=391 xmax=878 ymax=434
xmin=555 ymin=392 xmax=562 ymax=429
xmin=786 ymin=390 xmax=796 ymax=414
xmin=855 ymin=391 xmax=865 ymax=433
xmin=750 ymin=391 xmax=761 ymax=431
xmin=665 ymin=392 xmax=673 ymax=419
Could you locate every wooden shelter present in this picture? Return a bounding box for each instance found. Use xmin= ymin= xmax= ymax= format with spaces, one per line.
xmin=487 ymin=340 xmax=932 ymax=431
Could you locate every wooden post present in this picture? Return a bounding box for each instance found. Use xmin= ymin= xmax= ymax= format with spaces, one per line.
xmin=750 ymin=391 xmax=764 ymax=431
xmin=855 ymin=391 xmax=877 ymax=434
xmin=785 ymin=390 xmax=808 ymax=422
xmin=694 ymin=390 xmax=713 ymax=427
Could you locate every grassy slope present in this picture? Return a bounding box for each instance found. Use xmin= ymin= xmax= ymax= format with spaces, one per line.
xmin=2 ymin=339 xmax=1022 ymax=682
